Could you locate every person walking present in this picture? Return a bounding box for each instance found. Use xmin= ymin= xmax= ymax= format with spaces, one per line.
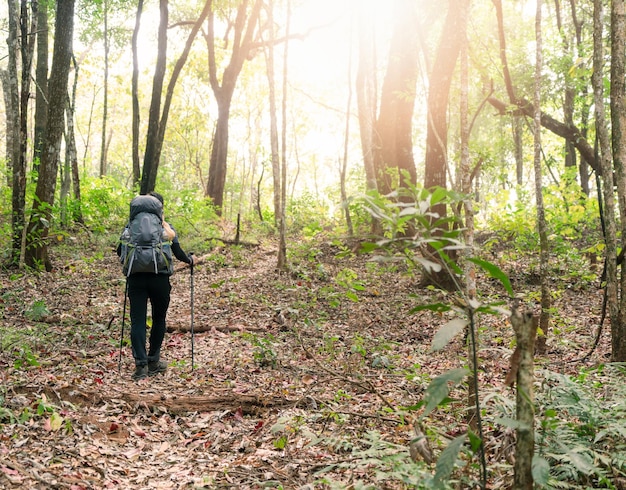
xmin=117 ymin=191 xmax=194 ymax=380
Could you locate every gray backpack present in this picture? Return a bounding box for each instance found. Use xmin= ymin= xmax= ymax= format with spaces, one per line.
xmin=119 ymin=195 xmax=173 ymax=277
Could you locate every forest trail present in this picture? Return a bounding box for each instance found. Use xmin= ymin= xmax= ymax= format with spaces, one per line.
xmin=0 ymin=235 xmax=608 ymax=489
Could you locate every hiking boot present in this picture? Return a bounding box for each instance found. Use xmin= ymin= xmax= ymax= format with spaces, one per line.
xmin=148 ymin=360 xmax=167 ymax=376
xmin=132 ymin=365 xmax=149 ymax=381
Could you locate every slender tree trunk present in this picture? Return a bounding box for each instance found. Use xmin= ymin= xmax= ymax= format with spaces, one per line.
xmin=65 ymin=55 xmax=83 ymax=224
xmin=131 ymin=0 xmax=144 ymax=186
xmin=277 ymin=0 xmax=291 ymax=270
xmin=6 ymin=0 xmax=21 ymax=266
xmin=356 ymin=2 xmax=377 ymax=193
xmin=459 ymin=5 xmax=477 ymax=431
xmin=513 ymin=116 xmax=524 ymax=186
xmin=511 ymin=306 xmax=538 ymax=490
xmin=610 ymin=0 xmax=626 ymax=361
xmin=263 ymin=0 xmax=281 ymax=229
xmin=1 ymin=69 xmax=15 ymax=188
xmin=533 ymin=0 xmax=551 ymax=356
xmin=33 ymin=0 xmax=48 ymax=167
xmin=593 ymin=0 xmax=618 ymax=357
xmin=341 ymin=15 xmax=354 ymax=237
xmin=99 ymin=0 xmax=109 ymax=177
xmin=24 ymin=0 xmax=75 ymax=271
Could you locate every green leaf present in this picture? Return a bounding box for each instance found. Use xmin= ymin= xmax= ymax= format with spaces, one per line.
xmin=532 ymin=455 xmax=550 ymax=486
xmin=360 ymin=242 xmax=379 ymax=253
xmin=467 ymin=258 xmax=514 ymax=296
xmin=494 ymin=417 xmax=532 ymax=431
xmin=345 ymin=291 xmax=359 ymax=302
xmin=467 ymin=430 xmax=482 ymax=453
xmin=431 ymin=318 xmax=468 ymax=352
xmin=421 ymin=368 xmax=468 ymax=419
xmin=273 ymin=435 xmax=288 ymax=449
xmin=410 ymin=303 xmax=452 ymax=314
xmin=433 ymin=434 xmax=466 ymax=488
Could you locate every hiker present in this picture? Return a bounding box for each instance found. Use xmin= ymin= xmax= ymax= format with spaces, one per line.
xmin=117 ymin=191 xmax=194 ymax=380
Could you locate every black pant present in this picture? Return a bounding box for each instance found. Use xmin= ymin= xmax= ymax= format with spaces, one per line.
xmin=127 ymin=273 xmax=171 ymax=367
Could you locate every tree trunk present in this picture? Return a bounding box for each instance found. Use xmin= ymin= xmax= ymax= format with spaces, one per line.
xmin=5 ymin=0 xmax=21 ymax=266
xmin=0 ymin=69 xmax=15 ymax=188
xmin=610 ymin=0 xmax=626 ymax=362
xmin=139 ymin=0 xmax=168 ymax=194
xmin=421 ymin=0 xmax=467 ymax=290
xmin=67 ymin=58 xmax=85 ymax=224
xmin=510 ymin=306 xmax=538 ymax=490
xmin=423 ymin=0 xmax=464 ymax=205
xmin=277 ymin=0 xmax=291 ymax=269
xmin=138 ymin=0 xmax=210 ymax=194
xmin=99 ymin=0 xmax=109 ymax=177
xmin=131 ymin=0 xmax=144 ymax=186
xmin=33 ymin=0 xmax=48 ymax=167
xmin=356 ymin=3 xmax=377 ymax=193
xmin=64 ymin=55 xmax=83 ymax=225
xmin=593 ymin=0 xmax=619 ymax=361
xmin=204 ymin=0 xmax=263 ymax=214
xmin=373 ymin=0 xmax=419 ymax=195
xmin=532 ymin=0 xmax=551 ymax=356
xmin=338 ymin=6 xmax=354 ymax=236
xmin=24 ymin=0 xmax=75 ymax=271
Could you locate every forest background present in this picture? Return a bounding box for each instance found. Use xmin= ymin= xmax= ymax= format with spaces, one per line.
xmin=2 ymin=0 xmax=626 ymax=488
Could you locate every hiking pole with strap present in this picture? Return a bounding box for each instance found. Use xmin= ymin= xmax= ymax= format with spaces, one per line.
xmin=189 ymin=253 xmax=195 ymax=372
xmin=118 ymin=279 xmax=129 ymax=373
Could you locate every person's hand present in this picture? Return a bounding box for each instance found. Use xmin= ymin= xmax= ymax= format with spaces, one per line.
xmin=162 ymin=220 xmax=176 ymax=241
xmin=188 ymin=254 xmax=195 ymax=265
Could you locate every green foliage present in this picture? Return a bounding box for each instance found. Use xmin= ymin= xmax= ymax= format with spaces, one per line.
xmin=315 ymin=430 xmax=458 ymax=489
xmin=78 ymin=177 xmax=134 ymax=232
xmin=240 ymin=332 xmax=278 ymax=368
xmin=24 ymin=299 xmax=50 ymax=321
xmin=535 ymin=366 xmax=626 ymax=489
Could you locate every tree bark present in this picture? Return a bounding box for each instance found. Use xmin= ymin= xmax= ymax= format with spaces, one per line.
xmin=139 ymin=0 xmax=210 ymax=194
xmin=610 ymin=0 xmax=626 ymax=362
xmin=33 ymin=0 xmax=48 ymax=167
xmin=5 ymin=0 xmax=21 ymax=266
xmin=204 ymin=0 xmax=263 ymax=214
xmin=421 ymin=0 xmax=468 ymax=290
xmin=99 ymin=0 xmax=109 ymax=177
xmin=139 ymin=0 xmax=168 ymax=194
xmin=510 ymin=306 xmax=537 ymax=490
xmin=532 ymin=0 xmax=551 ymax=355
xmin=131 ymin=0 xmax=144 ymax=186
xmin=24 ymin=0 xmax=75 ymax=271
xmin=593 ymin=0 xmax=619 ymax=363
xmin=356 ymin=3 xmax=377 ymax=193
xmin=265 ymin=0 xmax=281 ymax=261
xmin=373 ymin=0 xmax=419 ymax=195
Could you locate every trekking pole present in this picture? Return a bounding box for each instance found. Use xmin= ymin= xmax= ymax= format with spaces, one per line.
xmin=189 ymin=253 xmax=195 ymax=372
xmin=118 ymin=279 xmax=128 ymax=373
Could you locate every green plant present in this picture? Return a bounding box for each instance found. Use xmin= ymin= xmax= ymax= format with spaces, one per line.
xmin=241 ymin=332 xmax=278 ymax=368
xmin=356 ymin=184 xmax=518 ymax=488
xmin=13 ymin=345 xmax=41 ymax=369
xmin=315 ymin=430 xmax=460 ymax=489
xmin=534 ymin=366 xmax=626 ymax=489
xmin=24 ymin=299 xmax=50 ymax=321
xmin=335 ymin=268 xmax=365 ymax=302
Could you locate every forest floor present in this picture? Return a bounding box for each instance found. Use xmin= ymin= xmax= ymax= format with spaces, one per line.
xmin=0 ymin=231 xmax=612 ymax=489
